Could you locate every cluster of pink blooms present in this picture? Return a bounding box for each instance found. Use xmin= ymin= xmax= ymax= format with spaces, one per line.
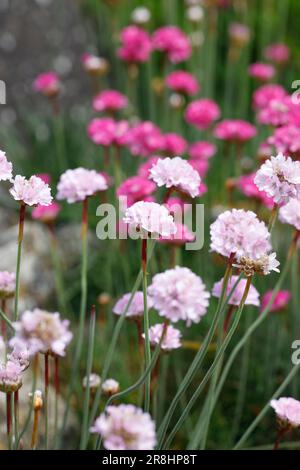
xmin=261 ymin=290 xmax=291 ymax=313
xmin=268 ymin=125 xmax=300 ymax=155
xmin=126 ymin=121 xmax=164 ymax=157
xmin=123 ymin=201 xmax=176 ymax=238
xmin=33 ymin=72 xmax=60 ymax=97
xmin=152 ymin=26 xmax=191 ymax=63
xmin=113 ymin=291 xmax=153 ymax=318
xmin=57 ymin=167 xmax=108 ymax=203
xmin=117 ymin=176 xmax=156 ymax=207
xmin=185 ymin=99 xmax=221 ymax=130
xmin=248 ymin=62 xmax=275 ymax=82
xmin=0 ymin=345 xmax=29 ymax=393
xmin=189 ymin=141 xmax=216 ymax=160
xmin=93 ymin=90 xmax=128 ymax=113
xmin=91 ymin=404 xmax=156 ymax=450
xmin=165 ymin=70 xmax=199 ymax=96
xmin=214 ymin=119 xmax=256 ymax=143
xmin=237 ymin=173 xmax=274 ymax=209
xmin=279 ymin=198 xmax=300 ymax=231
xmin=159 ymin=222 xmax=195 ymax=245
xmin=143 ymin=323 xmax=182 ymax=351
xmin=10 ymin=175 xmax=52 ymax=207
xmin=264 ymin=43 xmax=290 ymax=64
xmin=0 ymin=150 xmax=13 ymax=181
xmin=252 ymin=84 xmax=287 ymax=110
xmin=118 ymin=26 xmax=152 ymax=63
xmin=212 ymin=276 xmax=260 ymax=307
xmin=0 ymin=271 xmax=16 ymax=299
xmin=162 ymin=133 xmax=187 ymax=155
xmin=32 ymin=201 xmax=61 ymax=223
xmin=270 ymin=397 xmax=300 ymax=428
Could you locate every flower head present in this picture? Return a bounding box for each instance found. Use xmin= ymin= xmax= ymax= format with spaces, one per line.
xmin=185 ymin=99 xmax=221 ymax=130
xmin=117 ymin=176 xmax=156 ymax=207
xmin=279 ymin=198 xmax=300 ymax=231
xmin=162 ymin=133 xmax=187 ymax=155
xmin=10 ymin=175 xmax=52 ymax=206
xmin=268 ymin=124 xmax=300 ymax=156
xmin=126 ymin=121 xmax=164 ymax=157
xmin=113 ymin=291 xmax=154 ymax=319
xmin=32 ymin=202 xmax=61 ymax=223
xmin=0 ymin=359 xmax=23 ymax=393
xmin=261 ymin=290 xmax=291 ymax=313
xmin=149 ymin=157 xmax=201 ymax=198
xmin=102 ymin=379 xmax=120 ymax=396
xmin=87 ymin=118 xmax=116 ymax=146
xmin=234 ymin=252 xmax=280 ymax=277
xmin=248 ymin=62 xmax=275 ymax=82
xmin=123 ymin=201 xmax=176 ymax=238
xmin=270 ymin=397 xmax=300 ymax=428
xmin=83 ymin=373 xmax=101 ymax=390
xmin=91 ymin=404 xmax=156 ymax=450
xmin=189 ymin=141 xmax=216 ymax=160
xmin=143 ymin=323 xmax=182 ymax=351
xmin=81 ymin=54 xmax=109 ymax=76
xmin=57 ymin=168 xmax=108 ymax=203
xmin=131 ymin=6 xmax=151 ymax=25
xmin=214 ymin=119 xmax=257 ymax=142
xmin=264 ymin=43 xmax=290 ymax=64
xmin=33 ymin=72 xmax=60 ymax=97
xmin=0 ymin=150 xmax=13 ymax=181
xmin=0 ymin=271 xmax=16 ymax=299
xmin=252 ymin=84 xmax=287 ymax=110
xmin=148 ymin=266 xmax=210 ymax=326
xmin=152 ymin=26 xmax=191 ymax=63
xmin=118 ymin=26 xmax=152 ymax=63
xmin=165 ymin=70 xmax=199 ymax=96
xmin=212 ymin=275 xmax=260 ymax=306
xmin=93 ymin=90 xmax=128 ymax=113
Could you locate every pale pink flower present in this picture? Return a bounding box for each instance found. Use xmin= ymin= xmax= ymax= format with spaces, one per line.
xmin=252 ymin=84 xmax=287 ymax=110
xmin=142 ymin=323 xmax=182 ymax=351
xmin=149 ymin=157 xmax=201 ymax=198
xmin=212 ymin=275 xmax=260 ymax=307
xmin=0 ymin=150 xmax=13 ymax=181
xmin=118 ymin=26 xmax=152 ymax=63
xmin=162 ymin=133 xmax=187 ymax=155
xmin=214 ymin=119 xmax=257 ymax=142
xmin=123 ymin=201 xmax=176 ymax=237
xmin=102 ymin=379 xmax=120 ymax=396
xmin=81 ymin=54 xmax=108 ymax=75
xmin=137 ymin=156 xmax=160 ymax=178
xmin=57 ymin=168 xmax=108 ymax=203
xmin=32 ymin=202 xmax=61 ymax=223
xmin=10 ymin=175 xmax=52 ymax=206
xmin=148 ymin=266 xmax=210 ymax=326
xmin=210 ymin=209 xmax=271 ymax=261
xmin=185 ymin=99 xmax=221 ymax=130
xmin=237 ymin=173 xmax=274 ymax=209
xmin=159 ymin=222 xmax=195 ymax=245
xmin=189 ymin=141 xmax=216 ymax=160
xmin=117 ymin=176 xmax=156 ymax=207
xmin=270 ymin=397 xmax=300 ymax=427
xmin=93 ymin=90 xmax=128 ymax=113
xmin=248 ymin=62 xmax=275 ymax=82
xmin=11 ymin=308 xmax=73 ymax=357
xmin=113 ymin=291 xmax=153 ymax=319
xmin=261 ymin=290 xmax=291 ymax=313
xmin=33 ymin=71 xmax=60 ymax=97
xmin=0 ymin=271 xmax=16 ymax=299
xmin=279 ymin=198 xmax=300 ymax=231
xmin=264 ymin=43 xmax=290 ymax=64
xmin=0 ymin=359 xmax=23 ymax=393
xmin=87 ymin=118 xmax=116 ymax=146
xmin=91 ymin=404 xmax=156 ymax=450
xmin=126 ymin=122 xmax=164 ymax=157
xmin=7 ymin=344 xmax=30 ymax=371
xmin=152 ymin=26 xmax=191 ymax=63
xmin=165 ymin=70 xmax=199 ymax=96
xmin=188 ymin=158 xmax=209 ymax=178
xmin=83 ymin=373 xmax=101 ymax=390
xmin=228 ymin=22 xmax=250 ymax=44
xmin=268 ymin=124 xmax=300 ymax=155
xmin=254 ymin=153 xmax=300 ymax=204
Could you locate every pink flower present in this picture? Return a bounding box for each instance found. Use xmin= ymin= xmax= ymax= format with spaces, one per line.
xmin=210 ymin=209 xmax=271 ymax=261
xmin=87 ymin=118 xmax=116 ymax=146
xmin=114 ymin=120 xmax=131 ymax=147
xmin=7 ymin=344 xmax=30 ymax=371
xmin=0 ymin=359 xmax=23 ymax=393
xmin=185 ymin=99 xmax=221 ymax=130
xmin=164 ymin=197 xmax=186 ymax=217
xmin=268 ymin=124 xmax=300 ymax=155
xmin=116 ymin=176 xmax=156 ymax=206
xmin=212 ymin=275 xmax=260 ymax=306
xmin=264 ymin=43 xmax=290 ymax=64
xmin=152 ymin=26 xmax=191 ymax=63
xmin=0 ymin=271 xmax=16 ymax=299
xmin=57 ymin=168 xmax=108 ymax=203
xmin=113 ymin=291 xmax=154 ymax=319
xmin=33 ymin=71 xmax=60 ymax=97
xmin=261 ymin=290 xmax=291 ymax=313
xmin=142 ymin=323 xmax=182 ymax=351
xmin=248 ymin=62 xmax=275 ymax=82
xmin=10 ymin=175 xmax=52 ymax=206
xmin=252 ymin=84 xmax=287 ymax=110
xmin=257 ymin=97 xmax=291 ymax=127
xmin=214 ymin=119 xmax=256 ymax=142
xmin=32 ymin=202 xmax=61 ymax=223
xmin=126 ymin=122 xmax=164 ymax=157
xmin=137 ymin=156 xmax=160 ymax=178
xmin=11 ymin=308 xmax=73 ymax=357
xmin=270 ymin=397 xmax=300 ymax=427
xmin=0 ymin=150 xmax=13 ymax=181
xmin=118 ymin=26 xmax=152 ymax=63
xmin=162 ymin=133 xmax=187 ymax=155
xmin=237 ymin=173 xmax=274 ymax=209
xmin=165 ymin=70 xmax=199 ymax=96
xmin=148 ymin=266 xmax=210 ymax=326
xmin=123 ymin=201 xmax=176 ymax=237
xmin=159 ymin=222 xmax=195 ymax=245
xmin=189 ymin=141 xmax=216 ymax=160
xmin=91 ymin=404 xmax=156 ymax=450
xmin=93 ymin=90 xmax=128 ymax=113
xmin=149 ymin=157 xmax=201 ymax=198
xmin=254 ymin=153 xmax=300 ymax=204
xmin=36 ymin=173 xmax=51 ymax=185
xmin=228 ymin=22 xmax=250 ymax=44
xmin=188 ymin=158 xmax=209 ymax=178
xmin=81 ymin=54 xmax=108 ymax=75
xmin=279 ymin=198 xmax=300 ymax=231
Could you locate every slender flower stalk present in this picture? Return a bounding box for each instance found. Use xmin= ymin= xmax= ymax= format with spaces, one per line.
xmin=1 ymin=299 xmax=7 ymax=341
xmin=13 ymin=203 xmax=26 ymax=321
xmin=14 ymin=390 xmax=19 ymax=449
xmin=273 ymin=426 xmax=290 ymax=450
xmin=48 ymin=225 xmax=68 ymax=315
xmin=54 ymin=356 xmax=60 ymax=441
xmin=6 ymin=393 xmax=12 ymax=450
xmin=141 ymin=238 xmax=151 ymax=412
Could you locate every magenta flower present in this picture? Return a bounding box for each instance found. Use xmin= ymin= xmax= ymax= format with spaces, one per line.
xmin=91 ymin=404 xmax=156 ymax=450
xmin=159 ymin=222 xmax=195 ymax=245
xmin=162 ymin=133 xmax=187 ymax=155
xmin=137 ymin=156 xmax=160 ymax=178
xmin=36 ymin=173 xmax=51 ymax=185
xmin=270 ymin=397 xmax=300 ymax=427
xmin=93 ymin=90 xmax=128 ymax=113
xmin=33 ymin=71 xmax=60 ymax=97
xmin=87 ymin=118 xmax=116 ymax=146
xmin=237 ymin=173 xmax=274 ymax=209
xmin=152 ymin=26 xmax=191 ymax=63
xmin=126 ymin=121 xmax=164 ymax=157
xmin=257 ymin=97 xmax=291 ymax=127
xmin=113 ymin=291 xmax=154 ymax=319
xmin=188 ymin=158 xmax=209 ymax=178
xmin=214 ymin=119 xmax=257 ymax=142
xmin=165 ymin=70 xmax=199 ymax=96
xmin=0 ymin=150 xmax=13 ymax=181
xmin=118 ymin=26 xmax=152 ymax=63
xmin=148 ymin=266 xmax=210 ymax=326
xmin=185 ymin=99 xmax=221 ymax=130
xmin=165 ymin=197 xmax=186 ymax=217
xmin=123 ymin=201 xmax=176 ymax=238
xmin=57 ymin=168 xmax=108 ymax=203
xmin=268 ymin=124 xmax=300 ymax=155
xmin=31 ymin=201 xmax=61 ymax=223
xmin=189 ymin=141 xmax=216 ymax=160
xmin=10 ymin=175 xmax=52 ymax=206
xmin=0 ymin=271 xmax=16 ymax=299
xmin=254 ymin=153 xmax=300 ymax=204
xmin=261 ymin=290 xmax=291 ymax=313
xmin=142 ymin=323 xmax=182 ymax=351
xmin=212 ymin=275 xmax=260 ymax=307
xmin=248 ymin=62 xmax=275 ymax=82
xmin=252 ymin=84 xmax=287 ymax=110
xmin=116 ymin=176 xmax=156 ymax=207
xmin=264 ymin=43 xmax=290 ymax=64
xmin=149 ymin=157 xmax=201 ymax=198
xmin=279 ymin=198 xmax=300 ymax=231
xmin=114 ymin=120 xmax=131 ymax=147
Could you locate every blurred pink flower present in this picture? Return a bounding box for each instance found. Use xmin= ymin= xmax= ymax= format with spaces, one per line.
xmin=126 ymin=121 xmax=164 ymax=157
xmin=228 ymin=22 xmax=250 ymax=44
xmin=87 ymin=118 xmax=116 ymax=146
xmin=32 ymin=201 xmax=61 ymax=223
xmin=279 ymin=198 xmax=300 ymax=231
xmin=187 ymin=158 xmax=209 ymax=178
xmin=212 ymin=275 xmax=260 ymax=306
xmin=123 ymin=201 xmax=176 ymax=237
xmin=159 ymin=222 xmax=195 ymax=245
xmin=81 ymin=53 xmax=108 ymax=75
xmin=118 ymin=26 xmax=152 ymax=63
xmin=36 ymin=173 xmax=51 ymax=185
xmin=270 ymin=397 xmax=300 ymax=427
xmin=268 ymin=124 xmax=300 ymax=155
xmin=248 ymin=62 xmax=275 ymax=82
xmin=57 ymin=168 xmax=108 ymax=203
xmin=142 ymin=323 xmax=182 ymax=351
xmin=264 ymin=43 xmax=290 ymax=64
xmin=0 ymin=150 xmax=13 ymax=181
xmin=214 ymin=119 xmax=256 ymax=142
xmin=189 ymin=141 xmax=216 ymax=160
xmin=164 ymin=197 xmax=186 ymax=217
xmin=116 ymin=176 xmax=156 ymax=206
xmin=0 ymin=271 xmax=16 ymax=299
xmin=148 ymin=266 xmax=210 ymax=326
xmin=149 ymin=157 xmax=201 ymax=198
xmin=114 ymin=120 xmax=131 ymax=147
xmin=165 ymin=70 xmax=199 ymax=95
xmin=257 ymin=97 xmax=291 ymax=127
xmin=152 ymin=26 xmax=191 ymax=63
xmin=237 ymin=173 xmax=274 ymax=209
xmin=10 ymin=175 xmax=52 ymax=206
xmin=185 ymin=99 xmax=221 ymax=130
xmin=162 ymin=133 xmax=187 ymax=155
xmin=93 ymin=89 xmax=128 ymax=113
xmin=138 ymin=156 xmax=160 ymax=178
xmin=91 ymin=404 xmax=156 ymax=450
xmin=261 ymin=290 xmax=291 ymax=313
xmin=252 ymin=84 xmax=287 ymax=110
xmin=113 ymin=291 xmax=153 ymax=318
xmin=0 ymin=359 xmax=23 ymax=393
xmin=33 ymin=71 xmax=60 ymax=97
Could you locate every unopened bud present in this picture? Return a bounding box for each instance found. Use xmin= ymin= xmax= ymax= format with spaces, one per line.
xmin=33 ymin=390 xmax=43 ymax=411
xmin=102 ymin=378 xmax=120 ymax=396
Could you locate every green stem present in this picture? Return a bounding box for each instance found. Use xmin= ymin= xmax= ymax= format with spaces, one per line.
xmin=0 ymin=308 xmax=15 ymax=331
xmin=48 ymin=225 xmax=69 ymax=315
xmin=14 ymin=203 xmax=26 ymax=321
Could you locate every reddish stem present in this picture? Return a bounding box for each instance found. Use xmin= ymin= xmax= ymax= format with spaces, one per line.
xmin=141 ymin=238 xmax=147 ymax=274
xmin=273 ymin=426 xmax=290 ymax=450
xmin=54 ymin=356 xmax=60 ymax=395
xmin=6 ymin=393 xmax=12 ymax=448
xmin=82 ymin=198 xmax=89 ymax=238
xmin=18 ymin=203 xmax=26 ymax=243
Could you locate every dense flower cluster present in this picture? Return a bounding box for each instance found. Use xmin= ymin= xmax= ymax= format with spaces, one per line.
xmin=57 ymin=168 xmax=108 ymax=203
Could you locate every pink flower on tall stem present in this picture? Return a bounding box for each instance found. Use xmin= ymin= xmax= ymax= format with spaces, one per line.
xmin=214 ymin=120 xmax=257 ymax=143
xmin=113 ymin=291 xmax=154 ymax=319
xmin=116 ymin=176 xmax=156 ymax=207
xmin=264 ymin=43 xmax=290 ymax=65
xmin=237 ymin=173 xmax=274 ymax=209
xmin=81 ymin=53 xmax=109 ymax=76
xmin=0 ymin=151 xmax=13 ymax=182
xmin=32 ymin=202 xmax=61 ymax=224
xmin=189 ymin=141 xmax=216 ymax=160
xmin=270 ymin=397 xmax=300 ymax=450
xmin=248 ymin=62 xmax=275 ymax=82
xmin=57 ymin=168 xmax=108 ymax=203
xmin=165 ymin=70 xmax=199 ymax=96
xmin=33 ymin=72 xmax=60 ymax=97
xmin=261 ymin=290 xmax=291 ymax=313
xmin=252 ymin=84 xmax=287 ymax=110
xmin=257 ymin=97 xmax=291 ymax=127
xmin=185 ymin=99 xmax=221 ymax=130
xmin=152 ymin=26 xmax=192 ymax=63
xmin=268 ymin=124 xmax=300 ymax=156
xmin=93 ymin=90 xmax=128 ymax=114
xmin=126 ymin=122 xmax=164 ymax=157
xmin=162 ymin=133 xmax=187 ymax=155
xmin=212 ymin=275 xmax=260 ymax=307
xmin=118 ymin=26 xmax=152 ymax=63
xmin=0 ymin=272 xmax=16 ymax=299
xmin=142 ymin=323 xmax=182 ymax=351
xmin=279 ymin=198 xmax=300 ymax=231
xmin=123 ymin=201 xmax=176 ymax=239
